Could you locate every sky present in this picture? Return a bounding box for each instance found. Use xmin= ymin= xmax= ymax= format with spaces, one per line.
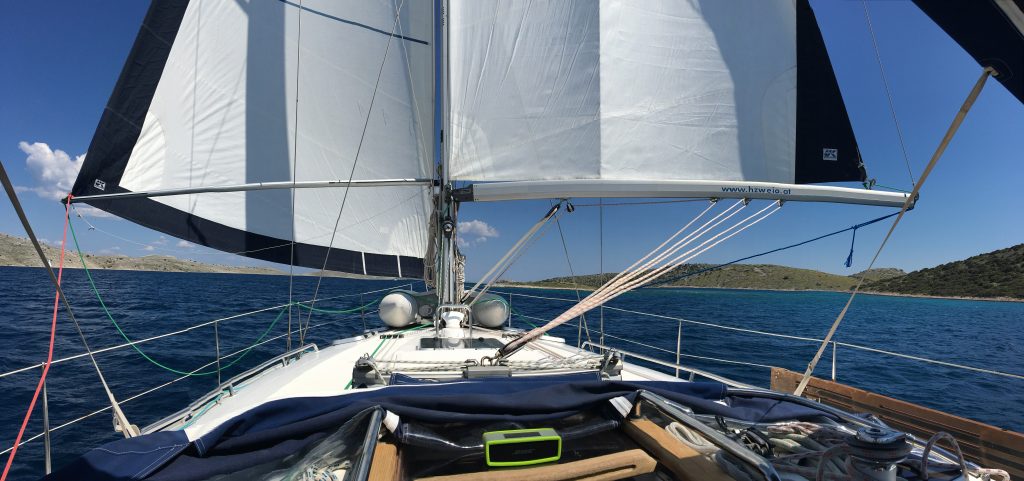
xmin=0 ymin=1 xmax=1022 ymax=282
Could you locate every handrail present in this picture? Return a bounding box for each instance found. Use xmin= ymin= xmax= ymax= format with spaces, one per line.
xmin=599 ymin=332 xmax=776 ymax=370
xmin=0 ymin=284 xmax=410 ymax=380
xmin=495 ymin=289 xmax=1024 ymax=381
xmin=583 ymin=342 xmax=754 ymax=389
xmin=8 ymin=283 xmax=1019 ymax=461
xmin=0 ymin=314 xmax=359 ymax=456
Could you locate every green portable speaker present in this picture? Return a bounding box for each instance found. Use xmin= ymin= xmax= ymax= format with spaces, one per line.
xmin=483 ymin=428 xmax=562 ymax=467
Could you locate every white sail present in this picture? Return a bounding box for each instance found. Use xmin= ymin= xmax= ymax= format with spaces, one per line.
xmin=448 ymin=0 xmax=866 ymax=187
xmin=72 ymin=0 xmax=434 ymax=277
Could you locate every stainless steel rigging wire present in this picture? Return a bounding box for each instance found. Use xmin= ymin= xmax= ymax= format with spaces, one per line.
xmin=299 ymin=0 xmax=408 ymax=345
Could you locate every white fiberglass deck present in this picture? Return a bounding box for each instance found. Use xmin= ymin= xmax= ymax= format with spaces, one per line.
xmin=172 ymin=325 xmax=683 ymax=439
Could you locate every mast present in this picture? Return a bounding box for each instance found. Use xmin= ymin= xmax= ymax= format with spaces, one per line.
xmin=437 ymin=0 xmax=458 ymax=304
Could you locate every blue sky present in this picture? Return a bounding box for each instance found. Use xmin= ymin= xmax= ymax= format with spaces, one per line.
xmin=1 ymin=1 xmax=1021 ymax=282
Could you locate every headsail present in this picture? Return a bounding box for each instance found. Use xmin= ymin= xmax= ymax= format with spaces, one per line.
xmin=913 ymin=0 xmax=1024 ymax=104
xmin=70 ymin=0 xmax=434 ymax=277
xmin=446 ymin=0 xmax=910 ymax=207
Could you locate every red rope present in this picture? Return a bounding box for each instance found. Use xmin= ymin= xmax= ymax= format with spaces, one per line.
xmin=1 ymin=196 xmax=72 ymax=480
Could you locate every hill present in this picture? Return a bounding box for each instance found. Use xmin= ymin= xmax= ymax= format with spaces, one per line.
xmin=864 ymin=244 xmax=1024 ymax=299
xmin=852 ymin=268 xmax=906 ymax=282
xmin=0 ymin=232 xmax=283 ymax=275
xmin=512 ymin=263 xmax=862 ymax=291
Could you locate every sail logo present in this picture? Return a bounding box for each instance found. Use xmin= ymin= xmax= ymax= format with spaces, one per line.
xmin=823 ymin=148 xmax=838 ymax=161
xmin=93 ymin=179 xmax=106 ymax=191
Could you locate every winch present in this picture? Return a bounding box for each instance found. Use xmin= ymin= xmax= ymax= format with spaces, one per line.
xmin=844 ymin=427 xmax=913 ymax=481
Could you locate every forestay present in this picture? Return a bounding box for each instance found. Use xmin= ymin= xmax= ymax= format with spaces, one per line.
xmin=70 ymin=0 xmax=434 ymax=277
xmin=448 ymin=0 xmax=864 ymax=188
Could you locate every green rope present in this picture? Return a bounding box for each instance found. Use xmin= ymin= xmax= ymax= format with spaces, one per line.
xmin=296 ymin=300 xmax=377 ymax=314
xmin=510 ymin=306 xmax=540 ymax=329
xmin=343 ymin=323 xmax=431 ymax=390
xmin=66 ymin=218 xmax=358 ymax=377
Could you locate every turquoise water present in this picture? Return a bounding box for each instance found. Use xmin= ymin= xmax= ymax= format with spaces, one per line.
xmin=0 ymin=267 xmax=1020 ymax=479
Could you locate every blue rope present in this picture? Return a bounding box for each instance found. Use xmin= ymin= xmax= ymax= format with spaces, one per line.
xmin=845 ymin=228 xmax=858 ymax=268
xmin=644 ymin=211 xmax=900 ymax=288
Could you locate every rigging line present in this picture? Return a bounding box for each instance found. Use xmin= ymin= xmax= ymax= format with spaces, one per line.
xmin=599 ymin=198 xmax=604 ymax=346
xmin=0 ymin=295 xmax=384 ymax=381
xmin=573 ymin=199 xmax=708 ymax=207
xmin=299 ymin=0 xmax=408 ymax=346
xmin=862 ymin=0 xmax=915 ymax=187
xmin=501 ymin=202 xmax=779 ymax=357
xmin=540 ymin=203 xmax=780 ymax=346
xmin=584 ymin=203 xmax=780 ymax=314
xmin=0 ymin=164 xmax=135 ymax=439
xmin=575 ymin=200 xmax=722 ymax=309
xmin=644 ymin=210 xmax=900 ymax=289
xmin=549 ymin=202 xmax=592 ymax=348
xmin=68 ymin=218 xmax=292 ymax=377
xmin=793 ymin=67 xmax=996 ymax=397
xmin=580 ymin=200 xmax=741 ymax=306
xmin=287 ymin=0 xmax=304 ymax=353
xmin=463 ymin=202 xmax=562 ymax=302
xmin=469 ymin=208 xmax=564 ymax=307
xmin=0 ymin=195 xmax=70 ymax=481
xmin=2 ymin=314 xmax=370 ymax=457
xmin=499 ymin=291 xmax=1024 ymax=380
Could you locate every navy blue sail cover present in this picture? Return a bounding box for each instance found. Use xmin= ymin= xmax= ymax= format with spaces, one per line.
xmin=42 ymin=378 xmax=834 ymax=481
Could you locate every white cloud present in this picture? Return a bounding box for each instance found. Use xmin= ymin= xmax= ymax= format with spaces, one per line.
xmin=457 ymin=220 xmax=498 ymax=248
xmin=17 ymin=141 xmax=114 ymax=218
xmin=142 ymin=245 xmax=155 ymax=252
xmin=17 ymin=141 xmax=83 ymax=201
xmin=176 ymin=240 xmax=194 ymax=248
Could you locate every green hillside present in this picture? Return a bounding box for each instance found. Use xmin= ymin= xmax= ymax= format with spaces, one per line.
xmin=513 ymin=263 xmax=861 ymax=291
xmin=508 ymin=244 xmax=1023 ymax=300
xmin=863 ymin=244 xmax=1024 ymax=299
xmin=852 ymin=268 xmax=906 ymax=282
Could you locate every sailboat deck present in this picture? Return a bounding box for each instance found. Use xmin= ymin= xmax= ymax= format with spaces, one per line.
xmin=169 ymin=325 xmax=683 ymax=439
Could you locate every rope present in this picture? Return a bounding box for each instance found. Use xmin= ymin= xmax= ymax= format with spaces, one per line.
xmin=0 ymin=196 xmax=71 ymax=481
xmin=495 ymin=290 xmax=1024 ymax=381
xmin=920 ymin=432 xmax=968 ymax=481
xmin=502 ymin=201 xmax=781 ymax=356
xmin=549 ymin=201 xmax=592 ymax=348
xmin=343 ymin=323 xmax=431 ymax=389
xmin=862 ymin=0 xmax=916 ymax=187
xmin=794 ymin=67 xmax=996 ymax=396
xmin=464 ymin=202 xmax=563 ymax=303
xmin=4 ymin=168 xmax=136 ymax=440
xmin=572 ymin=199 xmax=708 ymax=207
xmin=296 ymin=300 xmax=378 ymax=314
xmin=286 ymin=0 xmax=305 ymax=353
xmin=69 ymin=218 xmax=375 ymax=377
xmin=1 ymin=315 xmax=360 ymax=456
xmin=645 ymin=211 xmax=898 ymax=288
xmin=300 ymin=0 xmax=408 ymax=346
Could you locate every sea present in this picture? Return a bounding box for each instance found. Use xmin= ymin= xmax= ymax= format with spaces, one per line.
xmin=0 ymin=266 xmax=1021 ymax=479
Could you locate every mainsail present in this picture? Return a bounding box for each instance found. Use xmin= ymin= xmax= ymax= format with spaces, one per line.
xmin=70 ymin=0 xmax=434 ymax=277
xmin=447 ymin=0 xmax=908 ymax=207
